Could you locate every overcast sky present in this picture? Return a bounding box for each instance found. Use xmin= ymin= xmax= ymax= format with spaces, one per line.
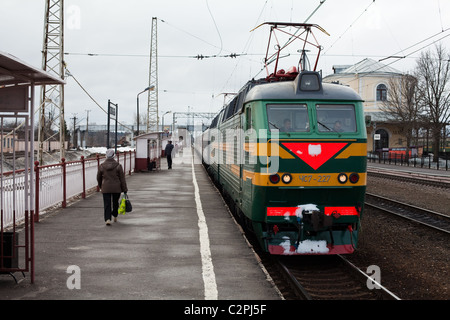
xmin=2 ymin=0 xmax=450 ymax=127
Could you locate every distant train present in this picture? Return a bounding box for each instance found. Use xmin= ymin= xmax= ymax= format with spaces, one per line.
xmin=199 ymin=69 xmax=367 ymax=255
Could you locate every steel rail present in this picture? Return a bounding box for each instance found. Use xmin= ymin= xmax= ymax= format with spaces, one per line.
xmin=367 ymin=166 xmax=450 ymax=188
xmin=365 ymin=193 xmax=450 ymax=234
xmin=276 ymin=260 xmax=312 ymax=300
xmin=275 ymin=256 xmax=398 ymax=300
xmin=337 ymin=255 xmax=401 ymax=300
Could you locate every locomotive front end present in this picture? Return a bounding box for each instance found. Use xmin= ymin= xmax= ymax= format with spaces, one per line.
xmin=245 ymin=72 xmax=367 ymax=255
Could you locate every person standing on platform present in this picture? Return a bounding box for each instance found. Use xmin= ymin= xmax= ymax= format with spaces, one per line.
xmin=165 ymin=140 xmax=174 ymax=169
xmin=97 ymin=149 xmax=128 ymax=226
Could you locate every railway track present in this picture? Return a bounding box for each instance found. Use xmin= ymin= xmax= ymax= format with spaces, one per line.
xmin=367 ymin=166 xmax=450 ymax=188
xmin=234 ymin=213 xmax=401 ymax=300
xmin=218 ymin=165 xmax=442 ymax=301
xmin=273 ymin=255 xmax=400 ymax=300
xmin=365 ymin=193 xmax=450 ymax=234
xmin=269 ymin=191 xmax=449 ymax=300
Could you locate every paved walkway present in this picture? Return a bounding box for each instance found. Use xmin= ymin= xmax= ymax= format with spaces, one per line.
xmin=0 ymin=149 xmax=281 ymax=300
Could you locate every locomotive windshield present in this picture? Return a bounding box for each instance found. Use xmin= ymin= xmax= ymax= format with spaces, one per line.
xmin=315 ymin=104 xmax=357 ymax=133
xmin=267 ymin=104 xmax=309 ymax=132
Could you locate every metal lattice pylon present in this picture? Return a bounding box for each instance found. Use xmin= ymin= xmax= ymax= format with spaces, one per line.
xmin=39 ymin=0 xmax=65 ymax=163
xmin=147 ymin=17 xmax=159 ymax=133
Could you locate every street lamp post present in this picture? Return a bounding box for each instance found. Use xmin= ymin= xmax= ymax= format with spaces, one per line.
xmin=162 ymin=111 xmax=172 ymax=135
xmin=136 ymin=86 xmax=155 ymax=136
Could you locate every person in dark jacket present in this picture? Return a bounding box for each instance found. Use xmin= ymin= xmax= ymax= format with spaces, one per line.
xmin=97 ymin=149 xmax=128 ymax=225
xmin=165 ymin=140 xmax=174 ymax=169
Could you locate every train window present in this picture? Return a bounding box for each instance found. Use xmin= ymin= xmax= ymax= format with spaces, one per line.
xmin=222 ymin=131 xmax=227 ymax=164
xmin=217 ymin=109 xmax=225 ymax=125
xmin=266 ymin=104 xmax=309 ymax=132
xmin=245 ymin=106 xmax=252 ymax=130
xmin=234 ymin=92 xmax=245 ymax=114
xmin=315 ymin=104 xmax=357 ymax=133
xmin=224 ymin=96 xmax=237 ymax=120
xmin=210 ymin=115 xmax=218 ymax=128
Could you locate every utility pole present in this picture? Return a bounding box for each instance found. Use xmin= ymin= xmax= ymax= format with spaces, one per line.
xmin=85 ymin=109 xmax=91 ymax=148
xmin=107 ymin=100 xmax=118 ymax=152
xmin=40 ymin=0 xmax=65 ymax=164
xmin=71 ymin=114 xmax=77 ymax=149
xmin=147 ymin=17 xmax=159 ymax=132
xmin=107 ymin=100 xmax=111 ymax=149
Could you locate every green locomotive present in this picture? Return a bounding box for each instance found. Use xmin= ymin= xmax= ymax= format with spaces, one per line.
xmin=202 ymin=70 xmax=367 ymax=255
xmin=201 ymin=23 xmax=367 ymax=255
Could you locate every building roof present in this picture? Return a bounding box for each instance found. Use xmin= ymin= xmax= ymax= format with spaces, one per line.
xmin=365 ymin=111 xmax=390 ymax=122
xmin=340 ymin=58 xmax=402 ymax=75
xmin=0 ymin=51 xmax=65 ymax=86
xmin=134 ymin=131 xmax=165 ymax=140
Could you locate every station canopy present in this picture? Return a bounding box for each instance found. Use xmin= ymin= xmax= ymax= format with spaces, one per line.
xmin=0 ymin=51 xmax=65 ymax=86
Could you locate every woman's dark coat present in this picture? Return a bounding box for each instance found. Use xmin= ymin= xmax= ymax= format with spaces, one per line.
xmin=97 ymin=158 xmax=128 ymax=193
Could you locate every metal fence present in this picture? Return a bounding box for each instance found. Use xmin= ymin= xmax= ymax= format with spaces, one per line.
xmin=368 ymin=152 xmax=450 ymax=171
xmin=2 ymin=151 xmax=136 ymax=228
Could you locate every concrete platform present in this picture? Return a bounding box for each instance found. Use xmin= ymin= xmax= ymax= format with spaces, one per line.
xmin=368 ymin=161 xmax=450 ymax=177
xmin=0 ymin=149 xmax=281 ymax=300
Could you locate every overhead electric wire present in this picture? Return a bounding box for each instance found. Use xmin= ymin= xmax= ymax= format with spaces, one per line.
xmin=304 ymin=0 xmax=326 ymax=23
xmin=323 ymin=0 xmax=375 ymax=55
xmin=438 ymin=0 xmax=445 ymax=32
xmin=159 ymin=18 xmax=220 ymax=53
xmin=335 ymin=27 xmax=450 ymax=90
xmin=218 ymin=0 xmax=269 ymax=94
xmin=65 ymin=13 xmax=239 ymax=61
xmin=205 ymin=0 xmax=223 ymax=56
xmin=64 ymin=52 xmax=244 ymax=59
xmin=65 ymin=67 xmax=134 ymax=132
xmin=385 ymin=27 xmax=450 ymax=62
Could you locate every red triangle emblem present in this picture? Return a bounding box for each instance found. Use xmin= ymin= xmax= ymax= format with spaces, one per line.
xmin=282 ymin=142 xmax=348 ymax=170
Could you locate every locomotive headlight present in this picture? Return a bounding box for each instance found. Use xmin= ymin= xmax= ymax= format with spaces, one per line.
xmin=338 ymin=173 xmax=348 ymax=184
xmin=281 ymin=173 xmax=292 ymax=184
xmin=299 ymin=73 xmax=321 ymax=91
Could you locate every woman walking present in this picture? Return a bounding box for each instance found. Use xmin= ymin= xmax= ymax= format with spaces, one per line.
xmin=97 ymin=149 xmax=128 ymax=225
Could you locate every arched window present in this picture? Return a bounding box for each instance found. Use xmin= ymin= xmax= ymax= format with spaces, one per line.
xmin=376 ymin=84 xmax=387 ymax=101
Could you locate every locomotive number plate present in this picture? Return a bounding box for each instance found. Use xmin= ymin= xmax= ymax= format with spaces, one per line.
xmin=299 ymin=174 xmax=331 ymax=183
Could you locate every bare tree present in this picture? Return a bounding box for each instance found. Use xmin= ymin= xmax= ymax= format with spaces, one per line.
xmin=133 ymin=111 xmax=148 ymax=135
xmin=416 ymin=44 xmax=450 ymax=161
xmin=381 ymin=74 xmax=422 ymax=160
